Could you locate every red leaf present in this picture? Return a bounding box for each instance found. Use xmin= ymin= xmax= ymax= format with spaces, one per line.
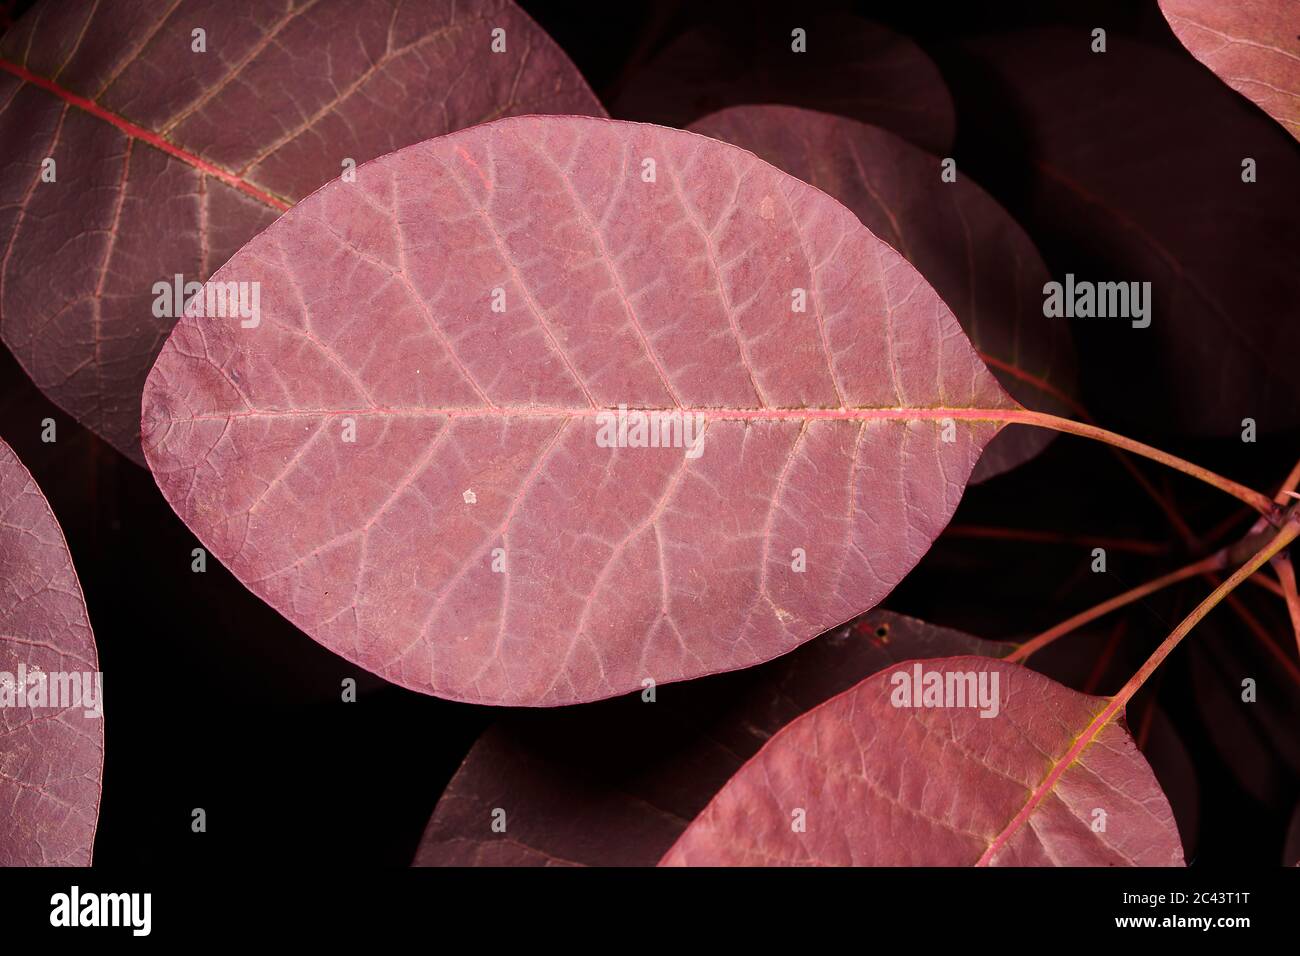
xmin=1159 ymin=0 xmax=1300 ymax=140
xmin=0 ymin=438 xmax=101 ymax=865
xmin=611 ymin=13 xmax=954 ymax=154
xmin=415 ymin=610 xmax=1012 ymax=866
xmin=0 ymin=0 xmax=604 ymax=463
xmin=142 ymin=116 xmax=1018 ymax=705
xmin=662 ymin=657 xmax=1184 ymax=866
xmin=688 ymin=105 xmax=1077 ymax=481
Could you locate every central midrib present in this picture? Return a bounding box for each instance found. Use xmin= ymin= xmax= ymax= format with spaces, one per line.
xmin=154 ymin=404 xmax=1024 ymax=425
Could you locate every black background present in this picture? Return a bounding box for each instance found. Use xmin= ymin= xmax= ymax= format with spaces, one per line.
xmin=1 ymin=0 xmax=1297 ymax=867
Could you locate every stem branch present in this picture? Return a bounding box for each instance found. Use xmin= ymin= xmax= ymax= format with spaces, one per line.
xmin=1003 ymin=409 xmax=1274 ymax=514
xmin=1271 ymin=553 xmax=1300 ymax=658
xmin=1005 ymin=553 xmax=1225 ymax=663
xmin=1109 ymin=517 xmax=1300 ymax=713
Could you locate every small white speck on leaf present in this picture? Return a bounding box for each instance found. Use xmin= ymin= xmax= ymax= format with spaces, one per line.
xmin=463 ymin=489 xmax=477 ymax=504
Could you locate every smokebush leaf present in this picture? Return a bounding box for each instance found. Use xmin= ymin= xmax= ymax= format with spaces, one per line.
xmin=142 ymin=115 xmax=1017 ymax=705
xmin=1159 ymin=0 xmax=1300 ymax=140
xmin=662 ymin=656 xmax=1184 ymax=866
xmin=0 ymin=0 xmax=604 ymax=463
xmin=414 ymin=610 xmax=1012 ymax=866
xmin=611 ymin=13 xmax=955 ymax=154
xmin=0 ymin=437 xmax=101 ymax=866
xmin=689 ymin=105 xmax=1076 ymax=482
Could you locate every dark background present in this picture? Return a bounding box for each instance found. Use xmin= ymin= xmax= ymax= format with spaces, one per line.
xmin=1 ymin=0 xmax=1297 ymax=866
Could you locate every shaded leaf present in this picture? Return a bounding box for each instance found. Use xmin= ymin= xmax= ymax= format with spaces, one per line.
xmin=1159 ymin=0 xmax=1300 ymax=140
xmin=414 ymin=610 xmax=1012 ymax=865
xmin=0 ymin=0 xmax=604 ymax=463
xmin=953 ymin=27 xmax=1300 ymax=435
xmin=689 ymin=105 xmax=1076 ymax=481
xmin=142 ymin=115 xmax=1017 ymax=705
xmin=0 ymin=437 xmax=101 ymax=865
xmin=662 ymin=656 xmax=1183 ymax=866
xmin=612 ymin=13 xmax=954 ymax=154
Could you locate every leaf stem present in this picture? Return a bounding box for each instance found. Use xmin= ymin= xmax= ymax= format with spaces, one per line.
xmin=1271 ymin=553 xmax=1300 ymax=658
xmin=1002 ymin=409 xmax=1274 ymax=514
xmin=1276 ymin=457 xmax=1300 ymax=504
xmin=1005 ymin=553 xmax=1226 ymax=663
xmin=1108 ymin=516 xmax=1300 ymax=714
xmin=978 ymin=353 xmax=1200 ymax=545
xmin=1220 ymin=588 xmax=1300 ymax=686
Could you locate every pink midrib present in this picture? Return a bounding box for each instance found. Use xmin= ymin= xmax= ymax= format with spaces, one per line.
xmin=0 ymin=57 xmax=291 ymax=211
xmin=975 ymin=695 xmax=1126 ymax=865
xmin=156 ymin=404 xmax=1029 ymax=425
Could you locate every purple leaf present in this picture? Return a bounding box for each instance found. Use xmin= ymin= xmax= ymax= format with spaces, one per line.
xmin=1159 ymin=0 xmax=1300 ymax=140
xmin=662 ymin=656 xmax=1184 ymax=866
xmin=953 ymin=27 xmax=1300 ymax=435
xmin=142 ymin=115 xmax=1017 ymax=705
xmin=0 ymin=0 xmax=604 ymax=463
xmin=414 ymin=610 xmax=1012 ymax=866
xmin=0 ymin=437 xmax=101 ymax=865
xmin=612 ymin=13 xmax=955 ymax=154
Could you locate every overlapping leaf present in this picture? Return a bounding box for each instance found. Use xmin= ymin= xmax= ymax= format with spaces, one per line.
xmin=954 ymin=27 xmax=1300 ymax=435
xmin=1159 ymin=0 xmax=1300 ymax=140
xmin=662 ymin=656 xmax=1184 ymax=866
xmin=142 ymin=116 xmax=1019 ymax=705
xmin=612 ymin=13 xmax=954 ymax=154
xmin=0 ymin=437 xmax=101 ymax=865
xmin=0 ymin=0 xmax=604 ymax=462
xmin=415 ymin=611 xmax=1012 ymax=865
xmin=689 ymin=105 xmax=1076 ymax=481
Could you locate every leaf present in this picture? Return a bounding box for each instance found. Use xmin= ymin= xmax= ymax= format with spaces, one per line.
xmin=0 ymin=437 xmax=101 ymax=865
xmin=662 ymin=656 xmax=1184 ymax=866
xmin=952 ymin=27 xmax=1300 ymax=436
xmin=611 ymin=13 xmax=955 ymax=154
xmin=1159 ymin=0 xmax=1300 ymax=140
xmin=0 ymin=0 xmax=604 ymax=463
xmin=688 ymin=105 xmax=1076 ymax=482
xmin=141 ymin=115 xmax=1018 ymax=706
xmin=414 ymin=610 xmax=1012 ymax=865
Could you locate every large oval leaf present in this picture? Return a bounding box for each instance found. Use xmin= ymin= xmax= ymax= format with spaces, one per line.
xmin=662 ymin=657 xmax=1184 ymax=866
xmin=142 ymin=115 xmax=1018 ymax=705
xmin=611 ymin=13 xmax=954 ymax=154
xmin=0 ymin=437 xmax=101 ymax=865
xmin=415 ymin=611 xmax=1012 ymax=865
xmin=0 ymin=0 xmax=604 ymax=463
xmin=689 ymin=105 xmax=1076 ymax=482
xmin=1159 ymin=0 xmax=1300 ymax=140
